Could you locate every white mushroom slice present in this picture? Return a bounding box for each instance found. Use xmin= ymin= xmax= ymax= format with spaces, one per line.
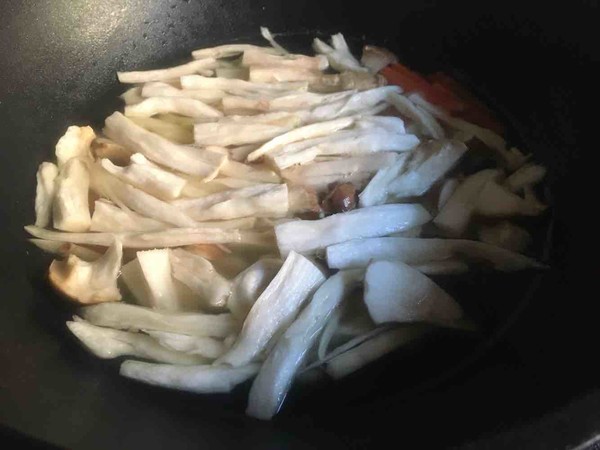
xmin=194 ymin=122 xmax=292 ymax=147
xmin=228 ymin=258 xmax=283 ymax=321
xmin=247 ymin=116 xmax=355 ymax=162
xmin=242 ymin=47 xmax=328 ymax=71
xmin=104 ymin=112 xmax=226 ymax=178
xmin=192 ymin=44 xmax=281 ymax=59
xmin=29 ymin=239 xmax=102 ymax=261
xmin=52 ymin=158 xmax=92 ymax=232
xmin=48 ymin=238 xmax=122 ymax=304
xmin=359 ymin=154 xmax=410 ymax=208
xmin=125 ymin=97 xmax=222 ymax=119
xmin=101 ymin=154 xmax=187 ymax=201
xmin=282 ymin=153 xmax=399 ymax=186
xmin=141 ymin=82 xmax=225 ymax=104
xmin=173 ymin=184 xmax=289 ymax=222
xmin=275 ymin=204 xmax=432 ymax=257
xmin=388 ymin=92 xmax=445 ymax=139
xmin=67 ymin=320 xmax=206 ymax=365
xmin=91 ymin=165 xmax=197 ymax=228
xmin=170 ymin=248 xmax=232 ymax=310
xmin=326 ymin=237 xmax=545 ymax=271
xmin=128 ymin=117 xmax=194 ymax=145
xmin=90 ymin=199 xmax=169 ymax=232
xmin=386 ymin=140 xmax=468 ymax=199
xmin=247 ymin=269 xmax=362 ymax=420
xmin=119 ymin=361 xmax=260 ymax=394
xmin=248 ymin=67 xmax=323 ymax=83
xmin=364 ymin=260 xmax=463 ymax=327
xmin=145 ymin=331 xmax=228 ymax=359
xmin=434 ymin=169 xmax=501 ymax=236
xmin=117 ymin=58 xmax=217 ymax=83
xmin=81 ymin=303 xmax=237 ymax=338
xmin=217 ymin=251 xmax=326 ymax=367
xmin=132 ymin=249 xmax=202 ymax=312
xmin=25 ymin=225 xmax=271 ymax=249
xmin=307 ymin=86 xmax=401 ymax=122
xmin=34 ymin=162 xmax=59 ymax=228
xmin=181 ymin=75 xmax=308 ymax=93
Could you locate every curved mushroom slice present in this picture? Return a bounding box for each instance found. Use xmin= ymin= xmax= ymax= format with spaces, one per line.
xmin=25 ymin=225 xmax=271 ymax=249
xmin=145 ymin=331 xmax=228 ymax=359
xmin=247 ymin=269 xmax=362 ymax=420
xmin=125 ymin=97 xmax=222 ymax=119
xmin=29 ymin=239 xmax=102 ymax=261
xmin=49 ymin=238 xmax=123 ymax=304
xmin=217 ymin=251 xmax=326 ymax=367
xmin=34 ymin=162 xmax=59 ymax=228
xmin=275 ymin=204 xmax=432 ymax=257
xmin=101 ymin=154 xmax=188 ymax=201
xmin=247 ymin=116 xmax=355 ymax=162
xmin=194 ymin=122 xmax=292 ymax=147
xmin=130 ymin=249 xmax=203 ymax=312
xmin=117 ymin=58 xmax=217 ymax=84
xmin=434 ymin=169 xmax=501 ymax=236
xmin=128 ymin=117 xmax=194 ymax=145
xmin=306 ymin=86 xmax=401 ymax=123
xmin=80 ymin=303 xmax=237 ymax=338
xmin=375 ymin=139 xmax=468 ymax=201
xmin=248 ymin=67 xmax=323 ymax=83
xmin=228 ymin=258 xmax=283 ymax=321
xmin=90 ymin=199 xmax=169 ymax=232
xmin=91 ymin=165 xmax=197 ymax=228
xmin=104 ymin=112 xmax=226 ymax=178
xmin=141 ymin=82 xmax=225 ymax=104
xmin=282 ymin=153 xmax=399 ymax=186
xmin=170 ymin=248 xmax=232 ymax=310
xmin=52 ymin=158 xmax=92 ymax=232
xmin=364 ymin=260 xmax=463 ymax=328
xmin=192 ymin=44 xmax=281 ymax=59
xmin=173 ymin=184 xmax=289 ymax=222
xmin=242 ymin=47 xmax=328 ymax=71
xmin=67 ymin=320 xmax=207 ymax=365
xmin=119 ymin=360 xmax=260 ymax=394
xmin=181 ymin=75 xmax=308 ymax=93
xmin=326 ymin=237 xmax=545 ymax=271
xmin=387 ymin=92 xmax=445 ymax=139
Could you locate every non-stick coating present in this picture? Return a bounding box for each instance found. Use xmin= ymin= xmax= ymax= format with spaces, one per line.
xmin=0 ymin=0 xmax=598 ymax=448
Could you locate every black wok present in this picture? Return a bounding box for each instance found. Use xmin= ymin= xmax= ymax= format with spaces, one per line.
xmin=0 ymin=0 xmax=598 ymax=448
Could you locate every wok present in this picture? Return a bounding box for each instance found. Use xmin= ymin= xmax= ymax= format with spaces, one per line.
xmin=0 ymin=0 xmax=598 ymax=448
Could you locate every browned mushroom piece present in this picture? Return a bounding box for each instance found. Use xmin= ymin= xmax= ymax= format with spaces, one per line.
xmin=322 ymin=182 xmax=358 ymax=214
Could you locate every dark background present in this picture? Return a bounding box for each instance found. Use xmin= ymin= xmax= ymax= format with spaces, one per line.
xmin=0 ymin=0 xmax=598 ymax=448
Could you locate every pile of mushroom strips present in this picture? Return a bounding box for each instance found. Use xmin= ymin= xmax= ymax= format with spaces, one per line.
xmin=26 ymin=28 xmax=548 ymax=420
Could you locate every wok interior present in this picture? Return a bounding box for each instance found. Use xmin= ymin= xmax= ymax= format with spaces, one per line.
xmin=0 ymin=0 xmax=596 ymax=448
